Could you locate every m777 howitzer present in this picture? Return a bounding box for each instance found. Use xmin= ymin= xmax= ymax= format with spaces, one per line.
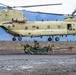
xmin=21 ymin=41 xmax=53 ymax=54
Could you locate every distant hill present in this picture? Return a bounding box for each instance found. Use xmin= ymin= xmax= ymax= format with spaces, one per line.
xmin=0 ymin=6 xmax=5 ymax=10
xmin=22 ymin=10 xmax=65 ymax=21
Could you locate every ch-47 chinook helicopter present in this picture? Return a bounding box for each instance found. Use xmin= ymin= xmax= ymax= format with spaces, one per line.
xmin=0 ymin=3 xmax=76 ymax=41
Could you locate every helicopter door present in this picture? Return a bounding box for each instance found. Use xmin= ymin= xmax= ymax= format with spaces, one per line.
xmin=67 ymin=24 xmax=72 ymax=30
xmin=67 ymin=24 xmax=75 ymax=34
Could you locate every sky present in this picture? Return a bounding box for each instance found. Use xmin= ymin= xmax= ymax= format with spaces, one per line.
xmin=0 ymin=0 xmax=76 ymax=14
xmin=0 ymin=0 xmax=76 ymax=41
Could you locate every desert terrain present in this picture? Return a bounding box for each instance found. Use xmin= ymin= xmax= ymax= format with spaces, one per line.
xmin=0 ymin=41 xmax=76 ymax=75
xmin=0 ymin=55 xmax=76 ymax=75
xmin=0 ymin=41 xmax=76 ymax=54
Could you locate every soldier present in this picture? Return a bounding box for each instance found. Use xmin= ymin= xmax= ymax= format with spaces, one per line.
xmin=47 ymin=44 xmax=53 ymax=54
xmin=24 ymin=44 xmax=29 ymax=54
xmin=34 ymin=40 xmax=40 ymax=49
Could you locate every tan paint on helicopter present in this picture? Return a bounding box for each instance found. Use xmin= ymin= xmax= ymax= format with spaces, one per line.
xmin=0 ymin=9 xmax=76 ymax=38
xmin=0 ymin=9 xmax=25 ymax=22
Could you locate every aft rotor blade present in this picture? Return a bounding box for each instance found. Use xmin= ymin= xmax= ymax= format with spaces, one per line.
xmin=13 ymin=3 xmax=62 ymax=8
xmin=71 ymin=9 xmax=76 ymax=16
xmin=30 ymin=11 xmax=69 ymax=16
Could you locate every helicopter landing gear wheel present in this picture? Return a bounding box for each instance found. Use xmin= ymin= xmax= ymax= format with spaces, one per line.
xmin=12 ymin=37 xmax=16 ymax=41
xmin=48 ymin=37 xmax=52 ymax=41
xmin=55 ymin=37 xmax=60 ymax=41
xmin=18 ymin=36 xmax=22 ymax=41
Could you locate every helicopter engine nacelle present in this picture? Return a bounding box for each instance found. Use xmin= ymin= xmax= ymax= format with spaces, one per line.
xmin=12 ymin=18 xmax=27 ymax=23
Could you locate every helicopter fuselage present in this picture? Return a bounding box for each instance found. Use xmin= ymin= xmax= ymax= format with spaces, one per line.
xmin=0 ymin=9 xmax=76 ymax=41
xmin=1 ymin=20 xmax=76 ymax=37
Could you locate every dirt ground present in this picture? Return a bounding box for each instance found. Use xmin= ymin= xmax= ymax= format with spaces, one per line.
xmin=0 ymin=41 xmax=76 ymax=54
xmin=0 ymin=55 xmax=76 ymax=75
xmin=0 ymin=41 xmax=76 ymax=75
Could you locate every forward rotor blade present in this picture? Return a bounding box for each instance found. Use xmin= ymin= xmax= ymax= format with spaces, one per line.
xmin=0 ymin=3 xmax=8 ymax=7
xmin=13 ymin=3 xmax=62 ymax=8
xmin=0 ymin=3 xmax=12 ymax=9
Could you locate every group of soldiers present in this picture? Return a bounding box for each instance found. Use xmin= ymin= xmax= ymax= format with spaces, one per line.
xmin=21 ymin=40 xmax=53 ymax=55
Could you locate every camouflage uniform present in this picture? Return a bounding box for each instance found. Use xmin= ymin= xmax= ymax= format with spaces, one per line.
xmin=34 ymin=40 xmax=40 ymax=49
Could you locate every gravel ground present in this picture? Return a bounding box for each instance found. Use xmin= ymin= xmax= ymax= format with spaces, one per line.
xmin=0 ymin=55 xmax=76 ymax=75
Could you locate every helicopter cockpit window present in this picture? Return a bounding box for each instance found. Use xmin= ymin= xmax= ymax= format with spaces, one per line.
xmin=47 ymin=25 xmax=50 ymax=29
xmin=67 ymin=24 xmax=72 ymax=30
xmin=25 ymin=26 xmax=28 ymax=29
